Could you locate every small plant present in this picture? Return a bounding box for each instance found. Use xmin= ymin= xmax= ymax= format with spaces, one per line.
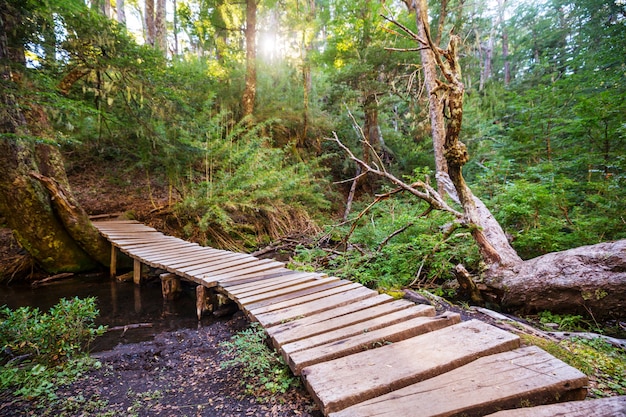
xmin=220 ymin=323 xmax=299 ymax=398
xmin=537 ymin=310 xmax=588 ymax=332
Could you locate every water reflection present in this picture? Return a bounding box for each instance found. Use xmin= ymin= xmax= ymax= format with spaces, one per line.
xmin=0 ymin=273 xmax=208 ymax=351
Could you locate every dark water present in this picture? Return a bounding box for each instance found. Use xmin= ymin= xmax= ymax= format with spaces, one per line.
xmin=0 ymin=273 xmax=211 ymax=351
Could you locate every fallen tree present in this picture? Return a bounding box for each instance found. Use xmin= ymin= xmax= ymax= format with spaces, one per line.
xmin=331 ymin=3 xmax=626 ymax=320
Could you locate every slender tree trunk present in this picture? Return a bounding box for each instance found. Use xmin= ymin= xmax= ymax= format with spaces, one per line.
xmin=116 ymin=0 xmax=126 ymax=26
xmin=155 ymin=0 xmax=167 ymax=53
xmin=241 ymin=0 xmax=257 ymax=117
xmin=415 ymin=0 xmax=448 ymax=193
xmin=497 ymin=0 xmax=511 ymax=85
xmin=144 ymin=0 xmax=155 ymax=47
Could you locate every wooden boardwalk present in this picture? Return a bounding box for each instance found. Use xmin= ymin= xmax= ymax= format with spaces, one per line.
xmin=94 ymin=220 xmax=626 ymax=417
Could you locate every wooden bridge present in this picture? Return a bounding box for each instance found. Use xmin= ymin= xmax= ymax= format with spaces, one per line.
xmin=94 ymin=219 xmax=626 ymax=417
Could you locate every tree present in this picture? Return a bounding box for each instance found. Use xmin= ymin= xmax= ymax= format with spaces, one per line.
xmin=338 ymin=0 xmax=626 ymax=319
xmin=241 ymin=0 xmax=257 ymax=117
xmin=0 ymin=1 xmax=110 ymax=273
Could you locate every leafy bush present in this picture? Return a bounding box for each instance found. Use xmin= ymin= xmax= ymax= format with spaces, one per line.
xmin=220 ymin=323 xmax=298 ymax=397
xmin=0 ymin=297 xmax=105 ymax=401
xmin=0 ymin=297 xmax=106 ymax=365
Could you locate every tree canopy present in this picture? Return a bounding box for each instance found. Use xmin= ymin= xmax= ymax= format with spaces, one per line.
xmin=1 ymin=0 xmax=625 ymax=300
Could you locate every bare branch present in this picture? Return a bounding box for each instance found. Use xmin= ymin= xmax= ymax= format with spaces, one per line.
xmin=329 ymin=132 xmax=463 ymax=219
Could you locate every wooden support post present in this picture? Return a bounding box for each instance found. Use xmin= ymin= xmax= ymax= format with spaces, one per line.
xmin=160 ymin=273 xmax=181 ymax=301
xmin=133 ymin=259 xmax=142 ymax=285
xmin=196 ymin=285 xmax=206 ymax=320
xmin=110 ymin=245 xmax=117 ymax=279
xmin=196 ymin=285 xmax=217 ymax=320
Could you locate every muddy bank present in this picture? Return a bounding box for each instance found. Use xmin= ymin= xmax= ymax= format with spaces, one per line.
xmin=2 ymin=312 xmax=321 ymax=417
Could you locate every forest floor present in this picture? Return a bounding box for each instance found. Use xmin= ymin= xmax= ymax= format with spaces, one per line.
xmin=2 ymin=312 xmax=322 ymax=417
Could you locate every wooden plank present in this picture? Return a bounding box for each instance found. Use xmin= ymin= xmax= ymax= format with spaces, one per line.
xmin=265 ymin=294 xmax=396 ymax=342
xmin=216 ymin=268 xmax=309 ymax=286
xmin=485 ymin=396 xmax=626 ymax=417
xmin=328 ymin=346 xmax=588 ymax=417
xmin=236 ymin=276 xmax=344 ymax=306
xmin=291 ymin=312 xmax=462 ymax=375
xmin=123 ymin=241 xmax=195 ymax=254
xmin=225 ymin=271 xmax=323 ymax=294
xmin=174 ymin=253 xmax=253 ymax=273
xmin=158 ymin=250 xmax=231 ymax=266
xmin=227 ymin=273 xmax=321 ymax=297
xmin=202 ymin=260 xmax=286 ymax=283
xmin=216 ymin=269 xmax=304 ymax=288
xmin=255 ymin=286 xmax=383 ymax=328
xmin=243 ymin=279 xmax=352 ymax=313
xmin=302 ymin=319 xmax=519 ymax=413
xmin=178 ymin=255 xmax=260 ymax=275
xmin=281 ymin=304 xmax=435 ymax=355
xmin=268 ymin=300 xmax=424 ymax=350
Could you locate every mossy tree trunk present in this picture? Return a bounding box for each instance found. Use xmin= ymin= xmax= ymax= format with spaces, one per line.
xmin=0 ymin=2 xmax=110 ymax=274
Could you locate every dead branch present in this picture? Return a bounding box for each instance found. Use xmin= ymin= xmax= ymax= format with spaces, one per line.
xmin=329 ymin=132 xmax=462 ymax=218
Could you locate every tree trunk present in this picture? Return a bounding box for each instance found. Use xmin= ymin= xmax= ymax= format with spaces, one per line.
xmin=485 ymin=240 xmax=626 ymax=321
xmin=155 ymin=0 xmax=167 ymax=53
xmin=415 ymin=0 xmax=448 ymax=193
xmin=241 ymin=0 xmax=257 ymax=118
xmin=144 ymin=0 xmax=155 ymax=47
xmin=0 ymin=3 xmax=110 ymax=275
xmin=116 ymin=0 xmax=126 ymax=26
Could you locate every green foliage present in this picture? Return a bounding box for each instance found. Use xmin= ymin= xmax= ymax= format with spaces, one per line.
xmin=0 ymin=297 xmax=106 ymax=365
xmin=0 ymin=297 xmax=105 ymax=402
xmin=293 ymin=193 xmax=480 ymax=292
xmin=220 ymin=323 xmax=299 ymax=398
xmin=538 ymin=311 xmax=587 ymax=332
xmin=172 ymin=111 xmax=330 ymax=250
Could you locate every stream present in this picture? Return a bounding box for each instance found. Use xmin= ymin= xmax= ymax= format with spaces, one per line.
xmin=0 ymin=273 xmax=212 ymax=351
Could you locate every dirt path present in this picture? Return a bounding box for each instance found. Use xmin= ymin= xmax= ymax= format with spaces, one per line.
xmin=4 ymin=312 xmax=322 ymax=417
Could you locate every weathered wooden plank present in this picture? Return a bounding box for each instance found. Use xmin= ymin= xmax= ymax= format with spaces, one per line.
xmin=228 ymin=274 xmax=321 ymax=298
xmin=216 ymin=268 xmax=310 ymax=287
xmin=302 ymin=319 xmax=519 ymax=413
xmin=265 ymin=294 xmax=396 ymax=341
xmin=291 ymin=312 xmax=461 ymax=375
xmin=175 ymin=255 xmax=256 ymax=275
xmin=179 ymin=255 xmax=261 ymax=276
xmin=202 ymin=260 xmax=286 ymax=283
xmin=328 ymin=346 xmax=588 ymax=417
xmin=243 ymin=279 xmax=353 ymax=313
xmin=160 ymin=250 xmax=231 ymax=266
xmin=236 ymin=276 xmax=344 ymax=306
xmin=225 ymin=272 xmax=323 ymax=294
xmin=122 ymin=241 xmax=195 ymax=254
xmin=151 ymin=246 xmax=223 ymax=260
xmin=280 ymin=304 xmax=436 ymax=357
xmin=485 ymin=396 xmax=626 ymax=417
xmin=255 ymin=286 xmax=383 ymax=328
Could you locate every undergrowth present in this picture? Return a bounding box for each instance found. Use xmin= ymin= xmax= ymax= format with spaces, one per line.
xmin=219 ymin=323 xmax=299 ymax=400
xmin=290 ymin=193 xmax=480 ymax=293
xmin=0 ymin=297 xmax=106 ymax=404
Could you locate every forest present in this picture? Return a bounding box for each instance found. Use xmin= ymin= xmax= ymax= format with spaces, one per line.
xmin=1 ymin=0 xmax=626 ymax=413
xmin=1 ymin=0 xmax=626 ymax=322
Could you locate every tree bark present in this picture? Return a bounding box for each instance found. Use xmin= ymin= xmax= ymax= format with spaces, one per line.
xmin=486 ymin=240 xmax=626 ymax=321
xmin=144 ymin=0 xmax=155 ymax=47
xmin=241 ymin=0 xmax=257 ymax=118
xmin=155 ymin=0 xmax=167 ymax=53
xmin=415 ymin=0 xmax=448 ymax=193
